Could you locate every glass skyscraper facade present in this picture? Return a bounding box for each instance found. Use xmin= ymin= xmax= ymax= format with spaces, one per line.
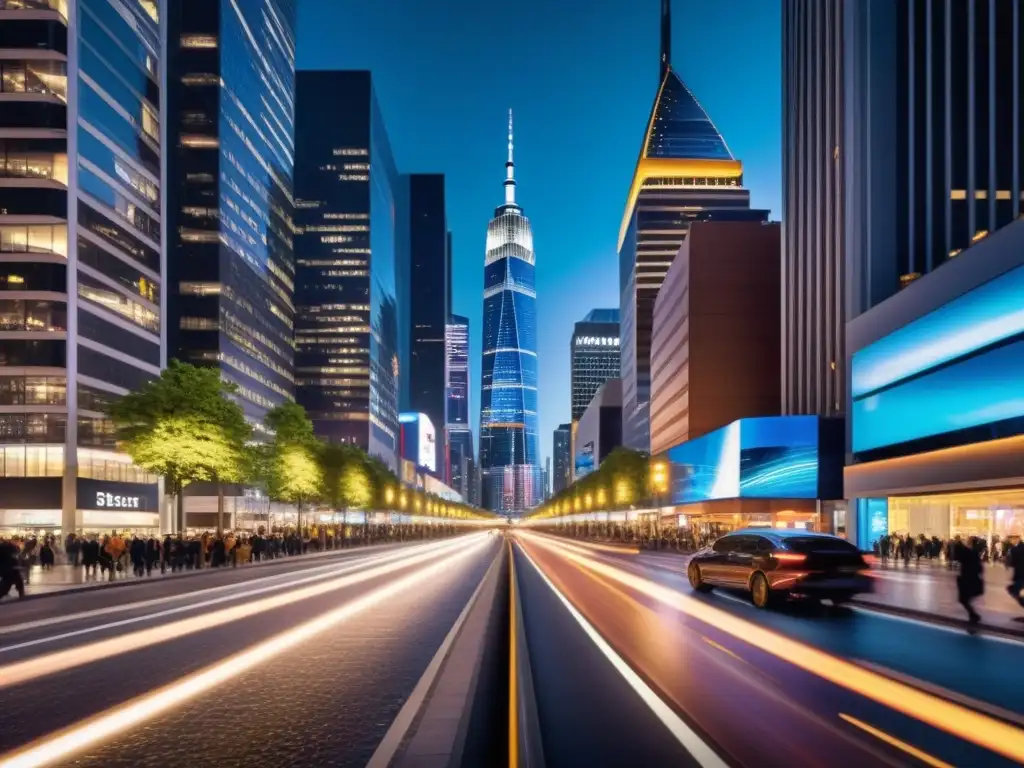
xmin=445 ymin=314 xmax=472 ymax=497
xmin=478 ymin=113 xmax=540 ymax=514
xmin=294 ymin=71 xmax=401 ymax=470
xmin=619 ymin=0 xmax=768 ymax=453
xmin=0 ymin=0 xmax=165 ymax=535
xmin=552 ymin=423 xmax=572 ymax=495
xmin=408 ymin=173 xmax=449 ymax=475
xmin=166 ymin=0 xmax=297 ymax=430
xmin=571 ymin=309 xmax=620 ymax=421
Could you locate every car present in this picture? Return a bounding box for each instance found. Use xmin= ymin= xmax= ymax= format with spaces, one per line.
xmin=687 ymin=529 xmax=873 ymax=609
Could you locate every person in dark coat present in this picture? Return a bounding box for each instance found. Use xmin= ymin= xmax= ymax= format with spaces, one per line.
xmin=954 ymin=536 xmax=984 ymax=625
xmin=145 ymin=536 xmax=160 ymax=576
xmin=81 ymin=536 xmax=100 ymax=579
xmin=211 ymin=536 xmax=226 ymax=568
xmin=0 ymin=537 xmax=25 ymax=600
xmin=161 ymin=534 xmax=173 ymax=574
xmin=171 ymin=535 xmax=187 ymax=572
xmin=66 ymin=532 xmax=80 ymax=567
xmin=39 ymin=538 xmax=55 ymax=570
xmin=129 ymin=536 xmax=146 ymax=578
xmin=1007 ymin=536 xmax=1024 ymax=619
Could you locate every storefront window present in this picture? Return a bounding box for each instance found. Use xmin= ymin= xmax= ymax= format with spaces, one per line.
xmin=0 ymin=444 xmax=63 ymax=477
xmin=888 ymin=490 xmax=1024 ymax=541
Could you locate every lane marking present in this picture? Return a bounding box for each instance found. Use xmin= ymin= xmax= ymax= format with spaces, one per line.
xmin=515 ymin=540 xmax=729 ymax=768
xmin=366 ymin=541 xmax=502 ymax=768
xmin=0 ymin=551 xmax=407 ymax=654
xmin=0 ymin=537 xmax=477 ymax=690
xmin=520 ymin=532 xmax=1024 ymax=764
xmin=699 ymin=636 xmax=743 ymax=663
xmin=848 ymin=605 xmax=1024 ymax=646
xmin=508 ymin=538 xmax=519 ymax=768
xmin=0 ymin=536 xmax=493 ymax=768
xmin=0 ymin=546 xmax=396 ymax=635
xmin=838 ymin=713 xmax=953 ymax=768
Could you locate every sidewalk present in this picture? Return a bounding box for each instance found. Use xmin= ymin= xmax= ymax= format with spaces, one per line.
xmin=10 ymin=543 xmax=391 ymax=600
xmin=857 ymin=561 xmax=1024 ymax=637
xmin=629 ymin=547 xmax=1024 ymax=638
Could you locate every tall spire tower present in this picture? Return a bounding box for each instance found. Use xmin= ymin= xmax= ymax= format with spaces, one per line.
xmin=660 ymin=0 xmax=671 ymax=82
xmin=478 ymin=113 xmax=540 ymax=514
xmin=504 ymin=108 xmax=517 ymax=206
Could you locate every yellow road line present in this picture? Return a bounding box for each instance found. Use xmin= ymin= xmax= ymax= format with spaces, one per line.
xmin=839 ymin=713 xmax=954 ymax=768
xmin=700 ymin=636 xmax=743 ymax=663
xmin=508 ymin=539 xmax=518 ymax=768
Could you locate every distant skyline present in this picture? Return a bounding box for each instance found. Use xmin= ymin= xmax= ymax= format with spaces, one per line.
xmin=298 ymin=0 xmax=781 ymax=470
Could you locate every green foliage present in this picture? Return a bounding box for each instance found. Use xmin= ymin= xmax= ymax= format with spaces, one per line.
xmin=262 ymin=401 xmax=322 ymax=505
xmin=341 ymin=463 xmax=373 ymax=509
xmin=107 ymin=361 xmax=251 ymax=493
xmin=535 ymin=446 xmax=651 ymax=517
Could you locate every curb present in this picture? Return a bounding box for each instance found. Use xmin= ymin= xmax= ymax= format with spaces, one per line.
xmin=12 ymin=540 xmax=408 ymax=603
xmin=851 ymin=598 xmax=1024 ymax=641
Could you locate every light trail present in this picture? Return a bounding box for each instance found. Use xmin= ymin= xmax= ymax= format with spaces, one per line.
xmin=0 ymin=535 xmax=494 ymax=768
xmin=0 ymin=550 xmax=415 ymax=653
xmin=0 ymin=536 xmax=477 ymax=690
xmin=518 ymin=532 xmax=1024 ymax=765
xmin=0 ymin=545 xmax=398 ymax=636
xmin=515 ymin=542 xmax=728 ymax=768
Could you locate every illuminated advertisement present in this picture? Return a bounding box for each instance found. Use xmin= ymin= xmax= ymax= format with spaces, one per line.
xmin=851 ymin=263 xmax=1024 ymax=455
xmin=399 ymin=412 xmax=436 ymax=473
xmin=666 ymin=416 xmax=821 ymax=504
xmin=574 ymin=441 xmax=595 ymax=479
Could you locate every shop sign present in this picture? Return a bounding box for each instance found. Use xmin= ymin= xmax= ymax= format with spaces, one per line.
xmin=76 ymin=478 xmax=158 ymax=513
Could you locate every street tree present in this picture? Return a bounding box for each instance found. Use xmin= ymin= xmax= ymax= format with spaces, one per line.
xmin=262 ymin=401 xmax=322 ymax=531
xmin=107 ymin=360 xmax=251 ymax=532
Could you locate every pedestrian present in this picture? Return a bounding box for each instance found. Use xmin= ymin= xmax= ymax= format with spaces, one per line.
xmin=145 ymin=536 xmax=160 ymax=576
xmin=82 ymin=535 xmax=100 ymax=579
xmin=161 ymin=533 xmax=172 ymax=574
xmin=129 ymin=536 xmax=145 ymax=578
xmin=66 ymin=532 xmax=80 ymax=567
xmin=954 ymin=536 xmax=984 ymax=627
xmin=1006 ymin=536 xmax=1024 ymax=621
xmin=0 ymin=537 xmax=26 ymax=600
xmin=39 ymin=537 xmax=55 ymax=570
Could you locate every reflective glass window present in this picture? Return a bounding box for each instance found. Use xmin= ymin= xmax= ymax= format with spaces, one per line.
xmin=0 ymin=224 xmax=67 ymax=256
xmin=79 ymin=45 xmax=159 ymax=144
xmin=78 ymin=127 xmax=159 ymax=206
xmin=78 ymin=202 xmax=158 ymax=270
xmin=78 ymin=84 xmax=159 ymax=176
xmin=78 ymin=308 xmax=159 ymax=365
xmin=78 ymin=237 xmax=157 ymax=302
xmin=0 ymin=263 xmax=66 ymax=292
xmin=77 ymin=273 xmax=158 ymax=332
xmin=0 ymin=339 xmax=65 ymax=366
xmin=78 ymin=167 xmax=160 ymax=241
xmin=0 ymin=299 xmax=66 ymax=331
xmin=78 ymin=346 xmax=155 ymax=391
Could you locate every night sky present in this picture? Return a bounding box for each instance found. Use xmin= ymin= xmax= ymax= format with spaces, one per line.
xmin=298 ymin=0 xmax=781 ymax=471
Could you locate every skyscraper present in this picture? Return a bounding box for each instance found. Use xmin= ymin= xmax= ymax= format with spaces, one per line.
xmin=408 ymin=173 xmax=449 ymax=474
xmin=166 ymin=0 xmax=297 ymax=431
xmin=845 ymin=0 xmax=1024 ymax=318
xmin=478 ymin=112 xmax=541 ymax=514
xmin=0 ymin=0 xmax=166 ymax=534
xmin=293 ymin=71 xmax=401 ymax=469
xmin=552 ymin=423 xmax=572 ymax=495
xmin=781 ymin=0 xmax=845 ymax=418
xmin=445 ymin=314 xmax=473 ymax=497
xmin=618 ymin=0 xmax=769 ymax=452
xmin=571 ymin=309 xmax=620 ymax=421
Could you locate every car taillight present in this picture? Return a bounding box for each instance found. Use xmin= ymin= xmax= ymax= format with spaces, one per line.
xmin=773 ymin=552 xmax=806 ymax=564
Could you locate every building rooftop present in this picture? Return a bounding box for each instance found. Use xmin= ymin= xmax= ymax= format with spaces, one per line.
xmin=580 ymin=308 xmax=620 ymax=324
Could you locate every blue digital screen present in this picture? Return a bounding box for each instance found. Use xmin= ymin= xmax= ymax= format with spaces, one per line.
xmin=856 ymin=498 xmax=889 ymax=547
xmin=667 ymin=417 xmax=819 ymax=504
xmin=851 ymin=263 xmax=1024 ymax=454
xmin=738 ymin=416 xmax=819 ymax=498
xmin=574 ymin=442 xmax=595 ymax=479
xmin=852 ymin=263 xmax=1024 ymax=398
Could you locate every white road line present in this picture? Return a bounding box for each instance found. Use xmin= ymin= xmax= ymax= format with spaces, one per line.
xmin=0 ymin=537 xmax=476 ymax=689
xmin=0 ymin=548 xmax=392 ymax=635
xmin=515 ymin=541 xmax=729 ymax=768
xmin=0 ymin=536 xmax=493 ymax=768
xmin=0 ymin=548 xmax=415 ymax=654
xmin=366 ymin=541 xmax=502 ymax=768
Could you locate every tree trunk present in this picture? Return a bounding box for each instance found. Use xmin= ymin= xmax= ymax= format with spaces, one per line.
xmin=217 ymin=482 xmax=224 ymax=536
xmin=176 ymin=486 xmax=185 ymax=534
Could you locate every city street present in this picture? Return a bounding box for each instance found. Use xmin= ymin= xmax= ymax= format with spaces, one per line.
xmin=0 ymin=534 xmax=500 ymax=768
xmin=515 ymin=532 xmax=1024 ymax=768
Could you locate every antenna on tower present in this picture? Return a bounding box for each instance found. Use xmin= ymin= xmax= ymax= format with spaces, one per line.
xmin=504 ymin=108 xmax=517 ymax=206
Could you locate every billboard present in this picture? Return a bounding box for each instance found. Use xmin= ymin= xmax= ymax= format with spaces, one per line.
xmin=399 ymin=412 xmax=436 ymax=474
xmin=851 ymin=263 xmax=1024 ymax=455
xmin=666 ymin=416 xmax=820 ymax=504
xmin=574 ymin=441 xmax=595 ymax=479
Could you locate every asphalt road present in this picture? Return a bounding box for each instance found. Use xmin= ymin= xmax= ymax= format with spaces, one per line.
xmin=514 ymin=532 xmax=1024 ymax=768
xmin=0 ymin=534 xmax=500 ymax=768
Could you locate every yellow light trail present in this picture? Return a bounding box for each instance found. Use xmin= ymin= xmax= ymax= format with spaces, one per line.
xmin=0 ymin=537 xmax=476 ymax=690
xmin=0 ymin=535 xmax=493 ymax=768
xmin=518 ymin=532 xmax=1024 ymax=765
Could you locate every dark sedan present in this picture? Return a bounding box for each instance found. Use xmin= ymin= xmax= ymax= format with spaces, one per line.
xmin=687 ymin=529 xmax=873 ymax=608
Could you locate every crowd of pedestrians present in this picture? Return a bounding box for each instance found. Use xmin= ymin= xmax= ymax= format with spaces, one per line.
xmin=0 ymin=522 xmax=458 ymax=602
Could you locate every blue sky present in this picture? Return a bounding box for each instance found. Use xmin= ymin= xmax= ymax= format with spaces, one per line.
xmin=298 ymin=0 xmax=782 ymax=470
